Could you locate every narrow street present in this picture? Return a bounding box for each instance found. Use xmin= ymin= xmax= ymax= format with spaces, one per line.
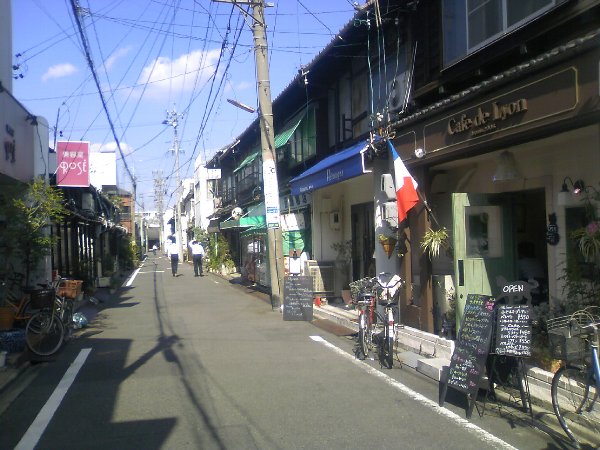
xmin=0 ymin=256 xmax=570 ymax=449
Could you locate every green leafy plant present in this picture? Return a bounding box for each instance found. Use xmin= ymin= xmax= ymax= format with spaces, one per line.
xmin=331 ymin=240 xmax=352 ymax=264
xmin=420 ymin=227 xmax=451 ymax=259
xmin=205 ymin=234 xmax=235 ymax=273
xmin=0 ymin=178 xmax=66 ymax=286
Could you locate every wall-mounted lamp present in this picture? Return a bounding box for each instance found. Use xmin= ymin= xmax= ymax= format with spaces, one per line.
xmin=561 ymin=177 xmax=585 ymax=195
xmin=558 ymin=177 xmax=586 ymax=206
xmin=492 ymin=150 xmax=520 ymax=182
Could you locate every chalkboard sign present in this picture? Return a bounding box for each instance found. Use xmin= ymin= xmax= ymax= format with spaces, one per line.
xmin=440 ymin=294 xmax=496 ymax=418
xmin=447 ymin=294 xmax=496 ymax=394
xmin=283 ymin=276 xmax=313 ymax=321
xmin=494 ymin=305 xmax=532 ymax=356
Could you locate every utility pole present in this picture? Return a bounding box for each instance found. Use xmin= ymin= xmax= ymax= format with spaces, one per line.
xmin=212 ymin=0 xmax=284 ymax=308
xmin=153 ymin=171 xmax=166 ymax=250
xmin=163 ymin=108 xmax=185 ymax=262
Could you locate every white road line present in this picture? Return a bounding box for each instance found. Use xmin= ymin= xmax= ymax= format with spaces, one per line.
xmin=309 ymin=336 xmax=517 ymax=450
xmin=137 ymin=270 xmax=165 ymax=274
xmin=15 ymin=348 xmax=92 ymax=450
xmin=125 ymin=267 xmax=141 ymax=286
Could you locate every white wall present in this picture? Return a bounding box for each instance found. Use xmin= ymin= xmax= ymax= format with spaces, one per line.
xmin=312 ymin=173 xmax=374 ymax=261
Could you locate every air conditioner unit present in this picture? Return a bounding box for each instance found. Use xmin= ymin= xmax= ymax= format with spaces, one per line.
xmin=304 ymin=260 xmax=335 ymax=295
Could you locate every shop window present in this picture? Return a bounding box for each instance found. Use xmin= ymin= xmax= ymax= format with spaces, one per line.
xmin=465 ymin=205 xmax=503 ymax=258
xmin=442 ymin=0 xmax=560 ymax=67
xmin=287 ymin=109 xmax=316 ymax=169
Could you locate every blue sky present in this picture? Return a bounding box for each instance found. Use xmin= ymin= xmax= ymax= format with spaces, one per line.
xmin=11 ymin=0 xmax=359 ymax=210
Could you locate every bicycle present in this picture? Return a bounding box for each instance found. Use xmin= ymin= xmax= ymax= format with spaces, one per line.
xmin=25 ymin=277 xmax=82 ymax=356
xmin=1 ymin=270 xmax=52 ymax=326
xmin=548 ymin=306 xmax=600 ymax=449
xmin=352 ymin=272 xmax=404 ymax=369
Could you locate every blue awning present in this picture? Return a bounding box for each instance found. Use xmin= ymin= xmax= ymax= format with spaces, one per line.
xmin=289 ymin=138 xmax=377 ymax=195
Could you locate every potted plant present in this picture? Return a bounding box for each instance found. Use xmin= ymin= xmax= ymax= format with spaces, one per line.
xmin=420 ymin=227 xmax=451 ymax=259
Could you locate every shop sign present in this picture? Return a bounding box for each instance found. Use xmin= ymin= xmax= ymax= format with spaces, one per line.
xmin=422 ymin=67 xmax=578 ymax=155
xmin=447 ymin=99 xmax=528 ymax=137
xmin=206 ymin=168 xmax=221 ymax=180
xmin=280 ymin=193 xmax=312 ymax=212
xmin=4 ymin=124 xmax=15 ymax=164
xmin=56 ymin=141 xmax=90 ymax=187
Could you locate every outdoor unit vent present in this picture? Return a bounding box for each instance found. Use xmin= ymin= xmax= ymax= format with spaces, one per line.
xmin=305 ymin=260 xmax=335 ymax=295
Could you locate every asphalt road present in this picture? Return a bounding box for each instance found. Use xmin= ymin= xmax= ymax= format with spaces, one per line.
xmin=0 ymin=255 xmax=577 ymax=449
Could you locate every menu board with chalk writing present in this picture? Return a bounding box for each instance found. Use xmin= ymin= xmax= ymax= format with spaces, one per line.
xmin=446 ymin=294 xmax=496 ymax=395
xmin=494 ymin=305 xmax=532 ymax=356
xmin=283 ymin=276 xmax=313 ymax=321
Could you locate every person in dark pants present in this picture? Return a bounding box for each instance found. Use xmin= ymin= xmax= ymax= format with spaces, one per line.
xmin=168 ymin=239 xmax=179 ymax=276
xmin=189 ymin=240 xmax=205 ymax=276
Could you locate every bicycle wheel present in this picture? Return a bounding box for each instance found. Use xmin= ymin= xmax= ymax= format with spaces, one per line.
xmin=357 ymin=313 xmax=369 ymax=360
xmin=551 ymin=366 xmax=600 ymax=448
xmin=25 ymin=310 xmax=64 ymax=356
xmin=380 ymin=318 xmax=394 ymax=369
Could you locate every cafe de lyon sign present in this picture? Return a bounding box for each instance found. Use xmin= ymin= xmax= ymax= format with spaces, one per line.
xmin=447 ymin=98 xmax=528 ymax=137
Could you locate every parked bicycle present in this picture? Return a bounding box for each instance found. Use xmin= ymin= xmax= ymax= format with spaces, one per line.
xmin=352 ymin=272 xmax=404 ymax=368
xmin=1 ymin=269 xmax=54 ymax=326
xmin=547 ymin=306 xmax=600 ymax=449
xmin=25 ymin=277 xmax=83 ymax=357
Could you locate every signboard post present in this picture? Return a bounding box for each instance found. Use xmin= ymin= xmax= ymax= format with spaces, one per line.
xmin=440 ymin=293 xmax=496 ymax=418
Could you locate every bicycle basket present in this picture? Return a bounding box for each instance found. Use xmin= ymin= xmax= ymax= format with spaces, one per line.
xmin=29 ymin=289 xmax=55 ymax=309
xmin=57 ymin=279 xmax=83 ymax=299
xmin=546 ymin=307 xmax=599 ymax=363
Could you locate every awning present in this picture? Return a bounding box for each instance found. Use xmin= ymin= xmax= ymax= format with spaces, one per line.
xmin=220 ymin=215 xmax=265 ymax=230
xmin=289 ymin=137 xmax=376 ymax=195
xmin=233 ymin=150 xmax=259 ymax=173
xmin=241 ymin=224 xmax=267 ymax=237
xmin=275 ymin=111 xmax=305 ymax=149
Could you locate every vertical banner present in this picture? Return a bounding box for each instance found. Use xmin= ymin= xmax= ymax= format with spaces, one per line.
xmin=262 ymin=159 xmax=281 ymax=228
xmin=56 ymin=141 xmax=90 ymax=187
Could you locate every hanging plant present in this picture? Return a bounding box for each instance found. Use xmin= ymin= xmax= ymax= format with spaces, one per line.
xmin=420 ymin=227 xmax=451 ymax=259
xmin=572 ymin=220 xmax=600 ymax=262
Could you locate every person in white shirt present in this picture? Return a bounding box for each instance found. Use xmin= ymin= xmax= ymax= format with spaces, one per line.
xmin=189 ymin=240 xmax=205 ymax=276
xmin=168 ymin=239 xmax=179 ymax=276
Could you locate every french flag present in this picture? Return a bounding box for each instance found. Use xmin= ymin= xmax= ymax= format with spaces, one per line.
xmin=389 ymin=141 xmax=419 ymax=223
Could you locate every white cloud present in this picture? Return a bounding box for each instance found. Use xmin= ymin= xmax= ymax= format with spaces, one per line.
xmin=224 ymin=80 xmax=253 ymax=94
xmin=41 ymin=63 xmax=78 ymax=82
xmin=103 ymin=46 xmax=132 ymax=71
xmin=134 ymin=48 xmax=222 ymax=100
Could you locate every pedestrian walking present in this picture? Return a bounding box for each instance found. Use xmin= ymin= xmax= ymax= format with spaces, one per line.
xmin=189 ymin=240 xmax=205 ymax=276
xmin=168 ymin=239 xmax=179 ymax=276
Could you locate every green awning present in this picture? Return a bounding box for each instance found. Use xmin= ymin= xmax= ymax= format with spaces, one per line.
xmin=241 ymin=224 xmax=267 ymax=237
xmin=220 ymin=214 xmax=265 ymax=230
xmin=275 ymin=112 xmax=305 ymax=149
xmin=233 ymin=150 xmax=260 ymax=173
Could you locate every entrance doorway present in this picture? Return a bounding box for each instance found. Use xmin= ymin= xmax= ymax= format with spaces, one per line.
xmin=351 ymin=202 xmax=375 ymax=282
xmin=451 ymin=189 xmax=547 ymax=325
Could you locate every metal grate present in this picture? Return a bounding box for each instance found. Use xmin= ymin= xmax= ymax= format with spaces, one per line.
xmin=305 ymin=261 xmax=335 ymax=295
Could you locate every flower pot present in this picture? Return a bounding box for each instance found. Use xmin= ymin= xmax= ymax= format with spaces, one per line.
xmin=380 ymin=238 xmax=397 ymax=258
